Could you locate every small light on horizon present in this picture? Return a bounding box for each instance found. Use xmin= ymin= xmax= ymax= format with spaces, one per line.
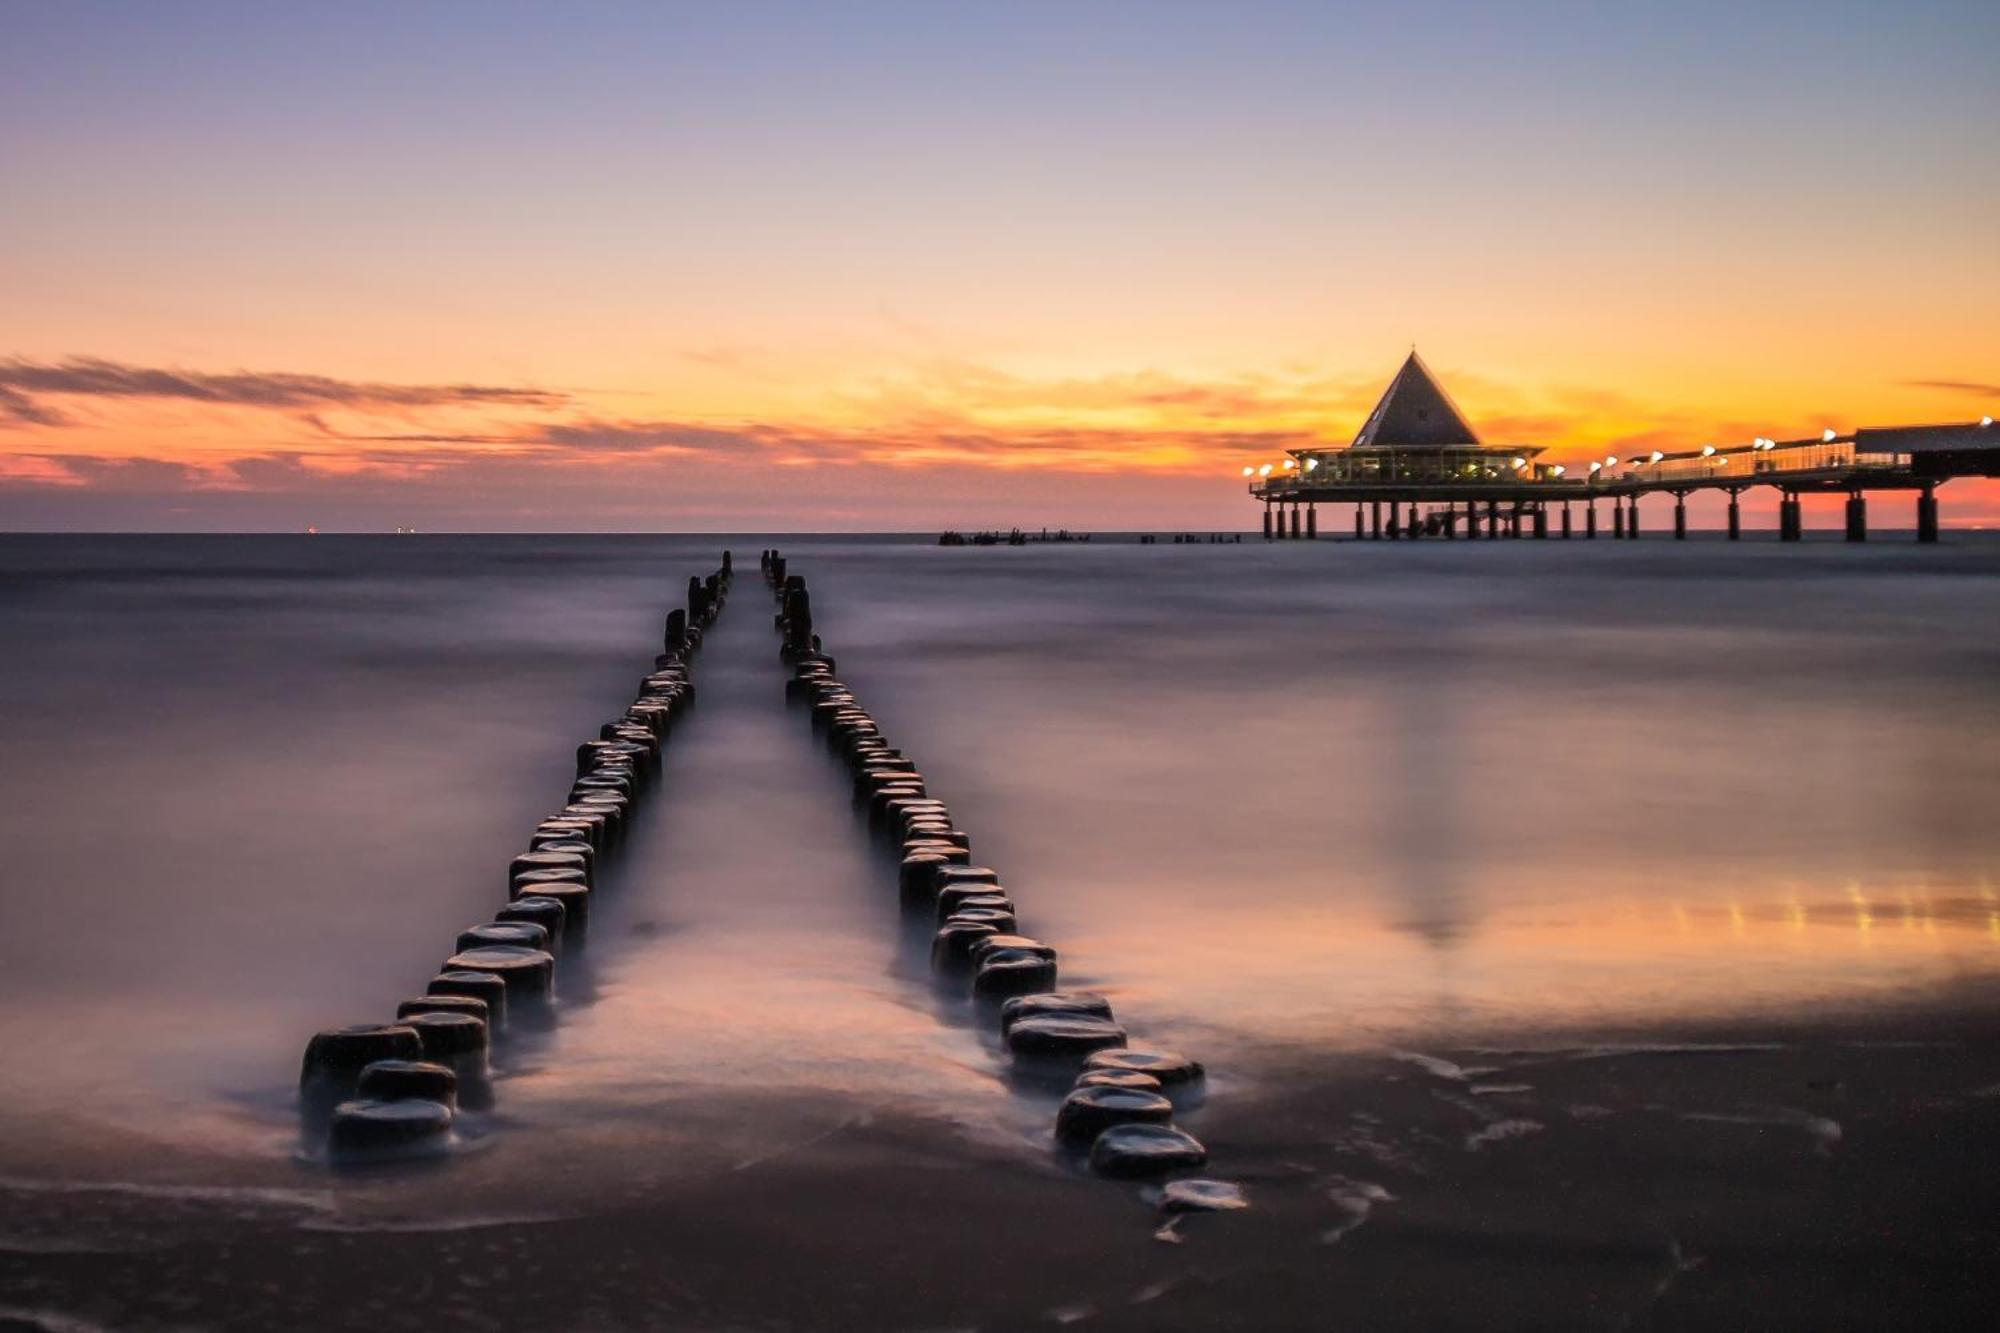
xmin=1606 ymin=455 xmax=1619 ymax=466
xmin=1702 ymin=444 xmax=1717 ymax=456
xmin=1305 ymin=457 xmax=1319 ymax=471
xmin=1649 ymin=450 xmax=1664 ymax=463
xmin=1241 ymin=466 xmax=1254 ymax=476
xmin=1589 ymin=461 xmax=1602 ymax=473
xmin=1822 ymin=428 xmax=1837 ymax=442
xmin=1283 ymin=458 xmax=1297 ymax=470
xmin=1511 ymin=456 xmax=1526 ymax=469
xmin=1983 ymin=416 xmax=1994 ymax=428
xmin=1258 ymin=463 xmax=1273 ymax=476
xmin=1551 ymin=464 xmax=1566 ymax=476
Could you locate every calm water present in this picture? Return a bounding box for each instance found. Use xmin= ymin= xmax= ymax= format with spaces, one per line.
xmin=2 ymin=532 xmax=1997 ymax=1227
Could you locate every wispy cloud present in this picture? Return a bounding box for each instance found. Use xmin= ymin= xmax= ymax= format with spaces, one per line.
xmin=1 ymin=384 xmax=70 ymax=427
xmin=0 ymin=355 xmax=568 ymax=428
xmin=1901 ymin=379 xmax=1999 ymax=398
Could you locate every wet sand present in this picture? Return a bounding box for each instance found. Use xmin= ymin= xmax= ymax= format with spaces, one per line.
xmin=2 ymin=534 xmax=1998 ymax=1329
xmin=8 ymin=1007 xmax=2000 ymax=1330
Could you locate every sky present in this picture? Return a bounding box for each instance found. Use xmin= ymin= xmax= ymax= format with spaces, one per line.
xmin=2 ymin=0 xmax=1997 ymax=531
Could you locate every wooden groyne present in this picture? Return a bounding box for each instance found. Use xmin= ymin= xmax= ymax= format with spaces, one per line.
xmin=763 ymin=548 xmax=1243 ymax=1213
xmin=295 ymin=553 xmax=735 ymax=1164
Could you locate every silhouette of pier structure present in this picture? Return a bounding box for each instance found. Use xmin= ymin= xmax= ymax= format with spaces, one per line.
xmin=1249 ymin=352 xmax=2000 ymax=543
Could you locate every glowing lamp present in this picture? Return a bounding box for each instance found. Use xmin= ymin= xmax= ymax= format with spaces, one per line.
xmin=1258 ymin=463 xmax=1273 ymax=476
xmin=1822 ymin=428 xmax=1837 ymax=442
xmin=1983 ymin=416 xmax=1994 ymax=428
xmin=1551 ymin=465 xmax=1565 ymax=476
xmin=1511 ymin=457 xmax=1526 ymax=470
xmin=1305 ymin=457 xmax=1320 ymax=471
xmin=1701 ymin=444 xmax=1716 ymax=456
xmin=1241 ymin=466 xmax=1253 ymax=477
xmin=1649 ymin=451 xmax=1664 ymax=463
xmin=1588 ymin=461 xmax=1602 ymax=474
xmin=1605 ymin=456 xmax=1619 ymax=467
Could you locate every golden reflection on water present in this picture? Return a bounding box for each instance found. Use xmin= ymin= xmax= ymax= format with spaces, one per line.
xmin=1070 ymin=875 xmax=2000 ymax=1046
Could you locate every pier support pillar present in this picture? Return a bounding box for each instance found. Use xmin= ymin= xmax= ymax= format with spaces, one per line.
xmin=1726 ymin=490 xmax=1742 ymax=540
xmin=1290 ymin=504 xmax=1302 ymax=539
xmin=1387 ymin=501 xmax=1401 ymax=539
xmin=1466 ymin=503 xmax=1479 ymax=538
xmin=1627 ymin=497 xmax=1641 ymax=539
xmin=1779 ymin=494 xmax=1801 ymax=541
xmin=1561 ymin=503 xmax=1572 ymax=539
xmin=1845 ymin=492 xmax=1867 ymax=542
xmin=1586 ymin=502 xmax=1597 ymax=538
xmin=1612 ymin=502 xmax=1625 ymax=538
xmin=1370 ymin=501 xmax=1382 ymax=539
xmin=1307 ymin=504 xmax=1317 ymax=539
xmin=1355 ymin=505 xmax=1364 ymax=539
xmin=1533 ymin=505 xmax=1548 ymax=538
xmin=1918 ymin=485 xmax=1939 ymax=543
xmin=1674 ymin=494 xmax=1688 ymax=540
xmin=1486 ymin=500 xmax=1500 ymax=540
xmin=1444 ymin=506 xmax=1457 ymax=539
xmin=1263 ymin=505 xmax=1272 ymax=540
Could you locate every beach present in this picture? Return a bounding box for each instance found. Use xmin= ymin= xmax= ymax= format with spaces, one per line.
xmin=3 ymin=533 xmax=1998 ymax=1330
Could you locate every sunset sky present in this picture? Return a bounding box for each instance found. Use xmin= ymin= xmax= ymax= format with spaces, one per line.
xmin=4 ymin=0 xmax=1996 ymax=530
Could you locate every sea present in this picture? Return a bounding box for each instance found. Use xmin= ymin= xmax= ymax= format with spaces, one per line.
xmin=1 ymin=532 xmax=1996 ymax=1330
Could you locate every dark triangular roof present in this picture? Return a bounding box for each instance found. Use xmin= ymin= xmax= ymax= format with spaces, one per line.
xmin=1352 ymin=351 xmax=1482 ymax=448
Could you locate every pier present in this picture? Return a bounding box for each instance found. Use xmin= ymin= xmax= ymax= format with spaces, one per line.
xmin=1249 ymin=353 xmax=2000 ymax=543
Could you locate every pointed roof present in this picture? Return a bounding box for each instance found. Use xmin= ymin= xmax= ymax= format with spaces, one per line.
xmin=1352 ymin=351 xmax=1482 ymax=448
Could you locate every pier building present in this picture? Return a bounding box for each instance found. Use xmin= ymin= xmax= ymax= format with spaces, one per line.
xmin=1249 ymin=352 xmax=2000 ymax=541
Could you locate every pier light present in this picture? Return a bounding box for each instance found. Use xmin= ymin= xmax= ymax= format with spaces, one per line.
xmin=1305 ymin=457 xmax=1320 ymax=471
xmin=1605 ymin=455 xmax=1618 ymax=467
xmin=1283 ymin=458 xmax=1297 ymax=470
xmin=1822 ymin=428 xmax=1837 ymax=442
xmin=1589 ymin=461 xmax=1602 ymax=474
xmin=1240 ymin=466 xmax=1254 ymax=476
xmin=1510 ymin=456 xmax=1526 ymax=470
xmin=1258 ymin=463 xmax=1273 ymax=476
xmin=1551 ymin=465 xmax=1565 ymax=476
xmin=1648 ymin=451 xmax=1664 ymax=463
xmin=1983 ymin=416 xmax=1994 ymax=428
xmin=1701 ymin=444 xmax=1716 ymax=456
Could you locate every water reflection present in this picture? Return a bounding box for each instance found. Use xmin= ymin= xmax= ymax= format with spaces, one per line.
xmin=0 ymin=534 xmax=1995 ymax=1200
